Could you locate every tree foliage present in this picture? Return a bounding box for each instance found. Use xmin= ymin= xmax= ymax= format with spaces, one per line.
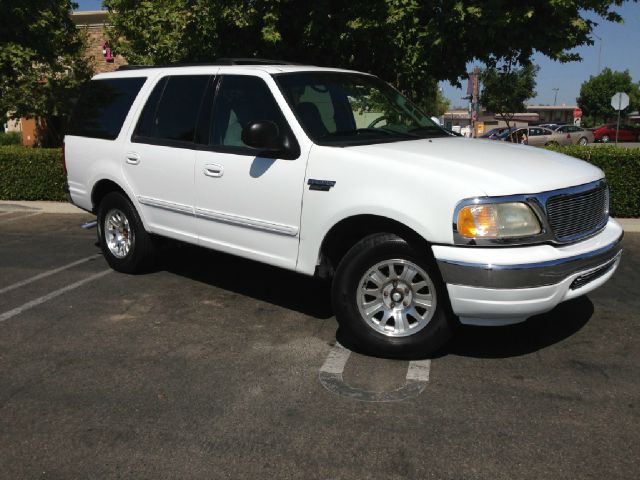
xmin=577 ymin=68 xmax=640 ymax=127
xmin=103 ymin=0 xmax=633 ymax=114
xmin=0 ymin=0 xmax=92 ymax=145
xmin=480 ymin=64 xmax=539 ymax=130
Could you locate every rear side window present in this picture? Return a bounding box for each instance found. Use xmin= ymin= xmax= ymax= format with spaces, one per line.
xmin=68 ymin=77 xmax=146 ymax=140
xmin=133 ymin=75 xmax=210 ymax=144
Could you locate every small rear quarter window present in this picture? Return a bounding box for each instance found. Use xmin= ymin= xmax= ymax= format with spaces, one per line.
xmin=68 ymin=77 xmax=146 ymax=140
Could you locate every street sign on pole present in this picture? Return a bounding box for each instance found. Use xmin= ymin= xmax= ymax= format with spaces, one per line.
xmin=611 ymin=92 xmax=630 ymax=145
xmin=611 ymin=92 xmax=630 ymax=111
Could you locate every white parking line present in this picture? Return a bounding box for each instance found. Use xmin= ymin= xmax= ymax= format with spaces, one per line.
xmin=319 ymin=342 xmax=431 ymax=402
xmin=0 ymin=212 xmax=42 ymax=225
xmin=0 ymin=269 xmax=112 ymax=323
xmin=406 ymin=359 xmax=431 ymax=382
xmin=0 ymin=254 xmax=103 ymax=295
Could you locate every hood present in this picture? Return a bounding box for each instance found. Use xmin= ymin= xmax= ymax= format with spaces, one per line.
xmin=348 ymin=137 xmax=604 ymax=196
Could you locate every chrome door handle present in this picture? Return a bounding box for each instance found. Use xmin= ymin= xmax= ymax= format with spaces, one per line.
xmin=125 ymin=152 xmax=140 ymax=165
xmin=204 ymin=164 xmax=224 ymax=178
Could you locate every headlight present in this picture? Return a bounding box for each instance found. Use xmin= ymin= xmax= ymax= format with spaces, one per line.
xmin=456 ymin=202 xmax=541 ymax=238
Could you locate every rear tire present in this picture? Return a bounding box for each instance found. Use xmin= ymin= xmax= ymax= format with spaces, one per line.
xmin=97 ymin=192 xmax=155 ymax=273
xmin=332 ymin=233 xmax=455 ymax=358
xmin=578 ymin=137 xmax=588 ymax=146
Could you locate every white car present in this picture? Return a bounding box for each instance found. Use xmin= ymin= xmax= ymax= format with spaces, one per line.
xmin=64 ymin=60 xmax=622 ymax=357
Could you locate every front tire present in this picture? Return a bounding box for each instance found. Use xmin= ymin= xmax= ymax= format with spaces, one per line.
xmin=97 ymin=192 xmax=155 ymax=273
xmin=601 ymin=134 xmax=610 ymax=143
xmin=332 ymin=233 xmax=455 ymax=358
xmin=578 ymin=137 xmax=588 ymax=146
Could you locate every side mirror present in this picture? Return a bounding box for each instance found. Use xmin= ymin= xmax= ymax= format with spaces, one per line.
xmin=241 ymin=120 xmax=282 ymax=151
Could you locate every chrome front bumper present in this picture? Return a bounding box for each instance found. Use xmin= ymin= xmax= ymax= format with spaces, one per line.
xmin=432 ymin=219 xmax=624 ymax=326
xmin=437 ymin=236 xmax=623 ymax=289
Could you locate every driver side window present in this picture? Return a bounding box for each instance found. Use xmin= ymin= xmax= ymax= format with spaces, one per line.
xmin=209 ymin=75 xmax=289 ymax=149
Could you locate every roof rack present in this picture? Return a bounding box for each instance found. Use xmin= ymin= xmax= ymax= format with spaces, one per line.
xmin=117 ymin=58 xmax=300 ymax=71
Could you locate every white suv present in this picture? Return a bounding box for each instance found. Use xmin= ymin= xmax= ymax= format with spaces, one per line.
xmin=64 ymin=59 xmax=622 ymax=357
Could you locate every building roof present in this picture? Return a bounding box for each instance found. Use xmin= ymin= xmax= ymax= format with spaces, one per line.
xmin=526 ymin=105 xmax=577 ymax=111
xmin=71 ymin=10 xmax=108 ymax=26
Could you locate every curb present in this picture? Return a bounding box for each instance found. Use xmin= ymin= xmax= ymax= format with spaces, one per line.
xmin=1 ymin=201 xmax=639 ymax=232
xmin=0 ymin=200 xmax=87 ymax=215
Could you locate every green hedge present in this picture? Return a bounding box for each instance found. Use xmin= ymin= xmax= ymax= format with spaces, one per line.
xmin=545 ymin=145 xmax=640 ymax=218
xmin=0 ymin=131 xmax=22 ymax=146
xmin=0 ymin=146 xmax=66 ymax=201
xmin=1 ymin=144 xmax=639 ymax=217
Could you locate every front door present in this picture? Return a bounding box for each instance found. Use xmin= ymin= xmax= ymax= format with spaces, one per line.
xmin=194 ymin=74 xmax=308 ymax=270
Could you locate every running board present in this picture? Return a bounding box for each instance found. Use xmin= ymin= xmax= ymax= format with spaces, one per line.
xmin=81 ymin=220 xmax=98 ymax=229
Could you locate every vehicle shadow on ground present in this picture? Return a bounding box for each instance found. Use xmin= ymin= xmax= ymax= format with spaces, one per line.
xmin=155 ymin=243 xmax=334 ymax=320
xmin=443 ymin=296 xmax=594 ymax=359
xmin=155 ymin=243 xmax=594 ymax=359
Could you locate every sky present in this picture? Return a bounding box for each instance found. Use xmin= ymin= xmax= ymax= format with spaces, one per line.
xmin=75 ymin=1 xmax=640 ymax=107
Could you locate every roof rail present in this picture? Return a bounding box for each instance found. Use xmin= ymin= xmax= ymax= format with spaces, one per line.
xmin=117 ymin=58 xmax=300 ymax=71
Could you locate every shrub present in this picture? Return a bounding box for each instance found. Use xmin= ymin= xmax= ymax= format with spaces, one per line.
xmin=0 ymin=131 xmax=22 ymax=146
xmin=545 ymin=145 xmax=640 ymax=218
xmin=0 ymin=146 xmax=65 ymax=201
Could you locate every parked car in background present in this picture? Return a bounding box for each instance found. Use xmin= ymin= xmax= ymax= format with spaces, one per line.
xmin=539 ymin=123 xmax=566 ymax=130
xmin=592 ymin=124 xmax=640 ymax=143
xmin=554 ymin=125 xmax=595 ymax=145
xmin=480 ymin=127 xmax=512 ymax=139
xmin=500 ymin=127 xmax=568 ymax=146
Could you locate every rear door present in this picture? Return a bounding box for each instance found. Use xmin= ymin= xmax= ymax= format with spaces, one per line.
xmin=122 ymin=74 xmax=212 ymax=243
xmin=527 ymin=127 xmax=548 ymax=146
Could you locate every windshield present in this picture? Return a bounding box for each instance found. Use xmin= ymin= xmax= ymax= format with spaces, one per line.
xmin=274 ymin=72 xmax=450 ymax=146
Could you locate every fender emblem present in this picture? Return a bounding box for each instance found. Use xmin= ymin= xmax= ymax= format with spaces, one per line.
xmin=308 ymin=179 xmax=336 ymax=191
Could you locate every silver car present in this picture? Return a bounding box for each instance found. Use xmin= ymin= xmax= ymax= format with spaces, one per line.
xmin=503 ymin=127 xmax=569 ymax=147
xmin=554 ymin=125 xmax=595 ymax=145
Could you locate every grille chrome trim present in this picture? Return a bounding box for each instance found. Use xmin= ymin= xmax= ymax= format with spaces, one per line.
xmin=453 ymin=179 xmax=609 ymax=246
xmin=546 ymin=184 xmax=608 ymax=242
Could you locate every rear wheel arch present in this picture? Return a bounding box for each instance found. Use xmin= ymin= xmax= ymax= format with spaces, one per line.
xmin=91 ymin=179 xmax=129 ymax=213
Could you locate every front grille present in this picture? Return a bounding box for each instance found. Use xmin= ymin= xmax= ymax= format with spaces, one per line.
xmin=546 ymin=185 xmax=608 ymax=241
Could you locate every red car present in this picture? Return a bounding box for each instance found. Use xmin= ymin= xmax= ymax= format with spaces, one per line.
xmin=592 ymin=124 xmax=640 ymax=143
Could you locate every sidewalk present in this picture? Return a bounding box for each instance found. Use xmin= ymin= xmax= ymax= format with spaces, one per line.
xmin=1 ymin=200 xmax=639 ymax=232
xmin=0 ymin=200 xmax=86 ymax=215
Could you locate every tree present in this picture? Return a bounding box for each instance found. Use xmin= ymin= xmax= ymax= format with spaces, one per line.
xmin=0 ymin=0 xmax=92 ymax=146
xmin=480 ymin=64 xmax=539 ymax=132
xmin=103 ymin=0 xmax=633 ymax=113
xmin=577 ymin=68 xmax=640 ymax=127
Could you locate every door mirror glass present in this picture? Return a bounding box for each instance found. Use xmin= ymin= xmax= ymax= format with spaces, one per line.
xmin=241 ymin=120 xmax=282 ymax=151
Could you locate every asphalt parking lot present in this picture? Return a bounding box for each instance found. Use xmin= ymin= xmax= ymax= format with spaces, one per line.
xmin=1 ymin=208 xmax=639 ymax=479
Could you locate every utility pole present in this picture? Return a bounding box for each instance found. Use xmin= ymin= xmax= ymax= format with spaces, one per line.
xmin=593 ymin=33 xmax=603 ymax=74
xmin=552 ymin=88 xmax=559 ymax=106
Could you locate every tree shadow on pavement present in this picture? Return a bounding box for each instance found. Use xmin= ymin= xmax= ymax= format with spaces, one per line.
xmin=156 ymin=243 xmax=334 ymax=320
xmin=442 ymin=296 xmax=594 ymax=359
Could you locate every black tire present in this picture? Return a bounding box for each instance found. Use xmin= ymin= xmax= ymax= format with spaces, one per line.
xmin=578 ymin=137 xmax=588 ymax=146
xmin=97 ymin=191 xmax=155 ymax=273
xmin=601 ymin=134 xmax=610 ymax=143
xmin=332 ymin=233 xmax=456 ymax=358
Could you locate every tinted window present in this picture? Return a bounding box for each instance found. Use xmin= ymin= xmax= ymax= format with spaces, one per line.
xmin=68 ymin=77 xmax=146 ymax=140
xmin=210 ymin=75 xmax=289 ymax=148
xmin=135 ymin=75 xmax=210 ymax=143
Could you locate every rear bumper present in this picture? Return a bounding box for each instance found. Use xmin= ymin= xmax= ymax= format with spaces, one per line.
xmin=432 ymin=219 xmax=623 ymax=326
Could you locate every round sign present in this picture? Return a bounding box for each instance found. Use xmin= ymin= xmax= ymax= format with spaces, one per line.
xmin=573 ymin=108 xmax=583 ymax=118
xmin=611 ymin=92 xmax=630 ymax=111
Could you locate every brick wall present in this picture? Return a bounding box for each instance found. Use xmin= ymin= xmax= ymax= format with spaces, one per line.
xmin=79 ymin=24 xmax=128 ymax=74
